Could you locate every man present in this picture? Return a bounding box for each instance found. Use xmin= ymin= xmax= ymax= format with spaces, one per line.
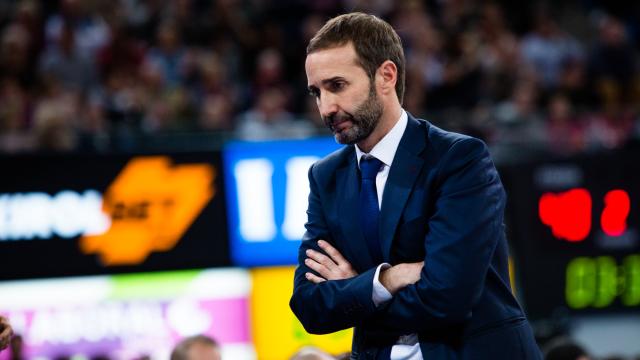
xmin=170 ymin=335 xmax=221 ymax=360
xmin=0 ymin=315 xmax=12 ymax=350
xmin=289 ymin=12 xmax=541 ymax=359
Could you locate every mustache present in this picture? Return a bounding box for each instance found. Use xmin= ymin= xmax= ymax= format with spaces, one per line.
xmin=323 ymin=112 xmax=354 ymax=130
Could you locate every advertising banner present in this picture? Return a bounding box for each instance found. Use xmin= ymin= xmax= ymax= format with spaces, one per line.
xmin=0 ymin=153 xmax=230 ymax=280
xmin=0 ymin=269 xmax=254 ymax=360
xmin=223 ymin=138 xmax=340 ymax=267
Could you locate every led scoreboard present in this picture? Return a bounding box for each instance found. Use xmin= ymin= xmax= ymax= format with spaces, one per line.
xmin=501 ymin=143 xmax=640 ymax=319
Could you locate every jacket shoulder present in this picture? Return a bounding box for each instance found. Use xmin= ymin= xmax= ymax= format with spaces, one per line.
xmin=310 ymin=145 xmax=352 ymax=178
xmin=423 ymin=119 xmax=484 ymax=152
xmin=406 ymin=115 xmax=487 ymax=160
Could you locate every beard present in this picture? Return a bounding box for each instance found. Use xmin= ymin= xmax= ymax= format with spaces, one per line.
xmin=323 ymin=83 xmax=384 ymax=145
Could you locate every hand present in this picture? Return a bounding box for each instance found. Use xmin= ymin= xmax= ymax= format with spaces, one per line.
xmin=0 ymin=315 xmax=13 ymax=350
xmin=305 ymin=240 xmax=358 ymax=283
xmin=380 ymin=261 xmax=424 ymax=295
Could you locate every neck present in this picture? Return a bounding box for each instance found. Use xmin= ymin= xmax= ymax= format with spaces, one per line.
xmin=357 ymin=102 xmax=402 ymax=153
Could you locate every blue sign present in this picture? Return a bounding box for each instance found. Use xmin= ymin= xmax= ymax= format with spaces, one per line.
xmin=223 ymin=137 xmax=341 ymax=267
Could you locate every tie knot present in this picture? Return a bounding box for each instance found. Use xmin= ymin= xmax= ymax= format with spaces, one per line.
xmin=360 ymin=156 xmax=382 ymax=180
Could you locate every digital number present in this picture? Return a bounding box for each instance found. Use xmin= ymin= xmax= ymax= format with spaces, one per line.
xmin=566 ymin=255 xmax=640 ymax=309
xmin=566 ymin=257 xmax=596 ymax=309
xmin=622 ymin=255 xmax=640 ymax=306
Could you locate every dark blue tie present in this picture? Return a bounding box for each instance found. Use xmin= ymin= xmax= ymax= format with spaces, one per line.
xmin=359 ymin=156 xmax=384 ymax=264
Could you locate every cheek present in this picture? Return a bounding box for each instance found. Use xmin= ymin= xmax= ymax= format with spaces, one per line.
xmin=342 ymin=87 xmax=370 ymax=113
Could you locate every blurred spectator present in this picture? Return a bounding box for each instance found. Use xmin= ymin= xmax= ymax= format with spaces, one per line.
xmin=96 ymin=20 xmax=145 ymax=81
xmin=0 ymin=78 xmax=34 ymax=153
xmin=44 ymin=0 xmax=110 ymax=59
xmin=289 ymin=346 xmax=336 ymax=360
xmin=39 ymin=21 xmax=98 ymax=93
xmin=144 ymin=20 xmax=190 ymax=89
xmin=9 ymin=334 xmax=23 ymax=360
xmin=492 ymin=81 xmax=546 ymax=147
xmin=546 ymin=92 xmax=586 ymax=155
xmin=236 ymin=87 xmax=313 ymax=140
xmin=32 ymin=81 xmax=80 ymax=152
xmin=170 ymin=334 xmax=221 ymax=360
xmin=197 ymin=93 xmax=233 ymax=132
xmin=584 ymin=106 xmax=635 ymax=151
xmin=588 ymin=15 xmax=638 ymax=109
xmin=190 ymin=50 xmax=238 ymax=131
xmin=542 ymin=337 xmax=591 ymax=360
xmin=0 ymin=23 xmax=34 ymax=87
xmin=0 ymin=1 xmax=637 ymax=154
xmin=476 ymin=2 xmax=520 ymax=102
xmin=557 ymin=58 xmax=590 ymax=110
xmin=138 ymin=60 xmax=194 ymax=134
xmin=520 ymin=8 xmax=583 ymax=90
xmin=119 ymin=0 xmax=162 ymax=41
xmin=399 ymin=7 xmax=445 ymax=110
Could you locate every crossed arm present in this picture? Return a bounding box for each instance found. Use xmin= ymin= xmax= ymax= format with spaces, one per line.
xmin=305 ymin=239 xmax=422 ymax=296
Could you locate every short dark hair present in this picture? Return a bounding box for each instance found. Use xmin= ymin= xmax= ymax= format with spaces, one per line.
xmin=307 ymin=12 xmax=406 ymax=104
xmin=542 ymin=337 xmax=589 ymax=360
xmin=170 ymin=335 xmax=219 ymax=360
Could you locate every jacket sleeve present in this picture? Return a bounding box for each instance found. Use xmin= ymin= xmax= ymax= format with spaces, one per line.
xmin=369 ymin=138 xmax=506 ymax=332
xmin=289 ymin=163 xmax=379 ymax=335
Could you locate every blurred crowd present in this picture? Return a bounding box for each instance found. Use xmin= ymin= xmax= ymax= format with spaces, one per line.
xmin=0 ymin=0 xmax=639 ymax=154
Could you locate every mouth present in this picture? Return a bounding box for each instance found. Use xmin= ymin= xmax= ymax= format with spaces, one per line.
xmin=327 ymin=116 xmax=352 ymax=133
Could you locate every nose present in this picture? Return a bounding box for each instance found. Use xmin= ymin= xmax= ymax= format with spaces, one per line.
xmin=317 ymin=91 xmax=339 ymax=119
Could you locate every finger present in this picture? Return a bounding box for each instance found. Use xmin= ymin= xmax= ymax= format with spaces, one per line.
xmin=318 ymin=240 xmax=348 ymax=265
xmin=305 ymin=258 xmax=332 ymax=279
xmin=305 ymin=272 xmax=326 ymax=284
xmin=306 ymin=249 xmax=337 ymax=269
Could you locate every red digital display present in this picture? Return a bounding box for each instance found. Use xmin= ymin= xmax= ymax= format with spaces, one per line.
xmin=601 ymin=190 xmax=630 ymax=237
xmin=539 ymin=188 xmax=632 ymax=242
xmin=539 ymin=188 xmax=592 ymax=242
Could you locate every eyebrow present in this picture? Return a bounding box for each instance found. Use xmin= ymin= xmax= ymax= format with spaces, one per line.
xmin=308 ymin=76 xmax=346 ymax=92
xmin=321 ymin=76 xmax=346 ymax=85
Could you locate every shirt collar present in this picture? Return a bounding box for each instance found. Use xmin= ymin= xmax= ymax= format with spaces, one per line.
xmin=356 ymin=109 xmax=408 ymax=168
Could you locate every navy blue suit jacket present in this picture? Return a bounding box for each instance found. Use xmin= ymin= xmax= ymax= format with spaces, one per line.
xmin=290 ymin=115 xmax=542 ymax=359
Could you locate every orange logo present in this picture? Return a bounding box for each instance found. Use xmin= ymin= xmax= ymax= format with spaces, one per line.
xmin=80 ymin=156 xmax=215 ymax=265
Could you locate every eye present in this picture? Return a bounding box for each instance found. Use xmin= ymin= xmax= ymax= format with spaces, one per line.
xmin=308 ymin=87 xmax=320 ymax=98
xmin=329 ymin=81 xmax=345 ymax=92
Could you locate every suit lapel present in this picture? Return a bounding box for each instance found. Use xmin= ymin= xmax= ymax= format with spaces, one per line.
xmin=380 ymin=116 xmax=427 ymax=261
xmin=336 ymin=148 xmax=375 ymax=270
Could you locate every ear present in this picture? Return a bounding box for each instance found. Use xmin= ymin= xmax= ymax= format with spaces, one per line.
xmin=376 ymin=60 xmax=398 ymax=98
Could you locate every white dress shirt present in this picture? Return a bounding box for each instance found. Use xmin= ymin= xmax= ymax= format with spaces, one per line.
xmin=355 ymin=109 xmax=423 ymax=360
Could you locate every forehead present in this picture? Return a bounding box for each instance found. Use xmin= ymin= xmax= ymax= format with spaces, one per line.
xmin=305 ymin=43 xmax=366 ymax=84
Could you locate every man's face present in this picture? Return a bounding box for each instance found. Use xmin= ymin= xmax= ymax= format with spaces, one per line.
xmin=305 ymin=43 xmax=383 ymax=145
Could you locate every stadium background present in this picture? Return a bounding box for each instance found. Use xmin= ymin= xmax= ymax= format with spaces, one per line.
xmin=1 ymin=0 xmax=640 ymax=359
